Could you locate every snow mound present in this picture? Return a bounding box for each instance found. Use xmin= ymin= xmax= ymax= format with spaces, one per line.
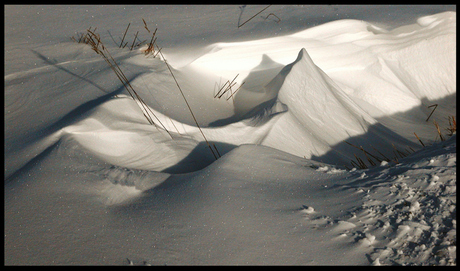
xmin=4 ymin=7 xmax=456 ymax=265
xmin=260 ymin=48 xmax=375 ymax=157
xmin=327 ymin=135 xmax=456 ymax=265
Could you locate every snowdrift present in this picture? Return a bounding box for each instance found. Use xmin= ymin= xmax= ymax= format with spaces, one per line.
xmin=51 ymin=12 xmax=455 ymax=171
xmin=4 ymin=6 xmax=456 ymax=265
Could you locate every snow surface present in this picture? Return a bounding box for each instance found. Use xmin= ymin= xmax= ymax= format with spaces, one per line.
xmin=4 ymin=5 xmax=456 ymax=265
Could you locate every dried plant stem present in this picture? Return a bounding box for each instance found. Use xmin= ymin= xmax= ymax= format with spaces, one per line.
xmin=371 ymin=146 xmax=391 ymax=162
xmin=226 ymin=82 xmax=245 ymax=101
xmin=345 ymin=141 xmax=383 ymax=163
xmin=142 ymin=18 xmax=151 ymax=33
xmin=262 ymin=13 xmax=281 ymax=23
xmin=433 ymin=120 xmax=445 ymax=141
xmin=120 ymin=23 xmax=130 ymax=48
xmin=130 ymin=31 xmax=139 ymax=50
xmin=414 ymin=132 xmax=425 ymax=147
xmin=392 ymin=143 xmax=407 ymax=159
xmin=86 ymin=29 xmax=172 ymax=138
xmin=215 ymin=74 xmax=238 ymax=98
xmin=215 ymin=74 xmax=244 ymax=101
xmin=446 ymin=115 xmax=456 ymax=136
xmin=353 ymin=154 xmax=367 ymax=169
xmin=156 ymin=45 xmax=220 ymax=160
xmin=426 ymin=104 xmax=438 ymax=122
xmin=238 ymin=5 xmax=272 ymax=28
xmin=345 ymin=140 xmax=412 ymax=169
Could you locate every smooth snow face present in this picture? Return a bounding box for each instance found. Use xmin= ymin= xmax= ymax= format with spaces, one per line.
xmin=39 ymin=11 xmax=453 ymax=171
xmin=189 ymin=12 xmax=456 ymax=117
xmin=4 ymin=5 xmax=456 ymax=266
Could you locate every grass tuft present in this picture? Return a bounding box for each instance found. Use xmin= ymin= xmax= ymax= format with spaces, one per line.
xmin=345 ymin=141 xmax=413 ymax=170
xmin=72 ymin=20 xmax=221 ymax=160
xmin=446 ymin=115 xmax=456 ymax=136
xmin=84 ymin=28 xmax=173 ymax=138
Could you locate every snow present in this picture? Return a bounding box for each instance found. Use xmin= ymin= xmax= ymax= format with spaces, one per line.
xmin=4 ymin=5 xmax=456 ymax=265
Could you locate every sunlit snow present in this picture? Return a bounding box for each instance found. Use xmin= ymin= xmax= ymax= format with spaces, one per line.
xmin=5 ymin=5 xmax=456 ymax=265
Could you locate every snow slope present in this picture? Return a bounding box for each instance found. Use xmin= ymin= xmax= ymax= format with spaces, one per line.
xmin=4 ymin=5 xmax=456 ymax=265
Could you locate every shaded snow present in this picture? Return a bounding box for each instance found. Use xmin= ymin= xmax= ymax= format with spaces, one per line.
xmin=4 ymin=5 xmax=456 ymax=265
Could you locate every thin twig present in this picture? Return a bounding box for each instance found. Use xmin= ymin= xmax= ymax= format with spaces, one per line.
xmin=262 ymin=13 xmax=281 ymax=23
xmin=414 ymin=132 xmax=425 ymax=147
xmin=426 ymin=104 xmax=438 ymax=122
xmin=345 ymin=141 xmax=382 ymax=163
xmin=142 ymin=18 xmax=151 ymax=33
xmin=226 ymin=82 xmax=245 ymax=101
xmin=371 ymin=146 xmax=391 ymax=162
xmin=86 ymin=29 xmax=172 ymax=138
xmin=120 ymin=23 xmax=131 ymax=48
xmin=215 ymin=74 xmax=240 ymax=99
xmin=130 ymin=31 xmax=139 ymax=50
xmin=446 ymin=116 xmax=456 ymax=136
xmin=238 ymin=5 xmax=272 ymax=28
xmin=156 ymin=44 xmax=220 ymax=160
xmin=433 ymin=120 xmax=445 ymax=141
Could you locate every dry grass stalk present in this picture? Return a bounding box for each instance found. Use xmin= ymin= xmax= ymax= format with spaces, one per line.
xmin=212 ymin=144 xmax=221 ymax=157
xmin=130 ymin=31 xmax=139 ymax=50
xmin=71 ymin=27 xmax=97 ymax=44
xmin=120 ymin=23 xmax=131 ymax=48
xmin=371 ymin=146 xmax=391 ymax=162
xmin=446 ymin=115 xmax=456 ymax=136
xmin=85 ymin=29 xmax=172 ymax=138
xmin=262 ymin=13 xmax=281 ymax=23
xmin=353 ymin=154 xmax=367 ymax=169
xmin=238 ymin=5 xmax=272 ymax=28
xmin=414 ymin=132 xmax=425 ymax=147
xmin=215 ymin=74 xmax=238 ymax=98
xmin=426 ymin=104 xmax=438 ymax=122
xmin=345 ymin=141 xmax=383 ymax=163
xmin=169 ymin=117 xmax=182 ymax=136
xmin=226 ymin=82 xmax=245 ymax=101
xmin=392 ymin=143 xmax=408 ymax=159
xmin=215 ymin=74 xmax=245 ymax=101
xmin=345 ymin=140 xmax=412 ymax=169
xmin=75 ymin=21 xmax=219 ymax=159
xmin=142 ymin=28 xmax=161 ymax=57
xmin=433 ymin=120 xmax=445 ymax=141
xmin=155 ymin=44 xmax=220 ymax=160
xmin=142 ymin=18 xmax=151 ymax=33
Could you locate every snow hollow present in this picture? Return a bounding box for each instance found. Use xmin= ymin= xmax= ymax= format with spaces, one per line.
xmin=4 ymin=5 xmax=456 ymax=265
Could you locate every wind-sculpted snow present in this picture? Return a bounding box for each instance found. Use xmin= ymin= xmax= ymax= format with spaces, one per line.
xmin=4 ymin=7 xmax=456 ymax=265
xmin=260 ymin=48 xmax=377 ymax=158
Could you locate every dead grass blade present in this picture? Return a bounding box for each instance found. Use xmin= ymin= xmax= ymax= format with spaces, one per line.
xmin=414 ymin=132 xmax=425 ymax=147
xmin=215 ymin=74 xmax=244 ymax=101
xmin=238 ymin=5 xmax=272 ymax=28
xmin=85 ymin=29 xmax=172 ymax=138
xmin=446 ymin=115 xmax=456 ymax=136
xmin=262 ymin=13 xmax=281 ymax=23
xmin=130 ymin=31 xmax=139 ymax=50
xmin=120 ymin=23 xmax=131 ymax=48
xmin=156 ymin=44 xmax=220 ymax=160
xmin=142 ymin=18 xmax=151 ymax=33
xmin=226 ymin=82 xmax=245 ymax=101
xmin=426 ymin=103 xmax=438 ymax=122
xmin=433 ymin=120 xmax=445 ymax=141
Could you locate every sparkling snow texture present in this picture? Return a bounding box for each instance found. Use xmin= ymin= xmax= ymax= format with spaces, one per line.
xmin=4 ymin=5 xmax=456 ymax=265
